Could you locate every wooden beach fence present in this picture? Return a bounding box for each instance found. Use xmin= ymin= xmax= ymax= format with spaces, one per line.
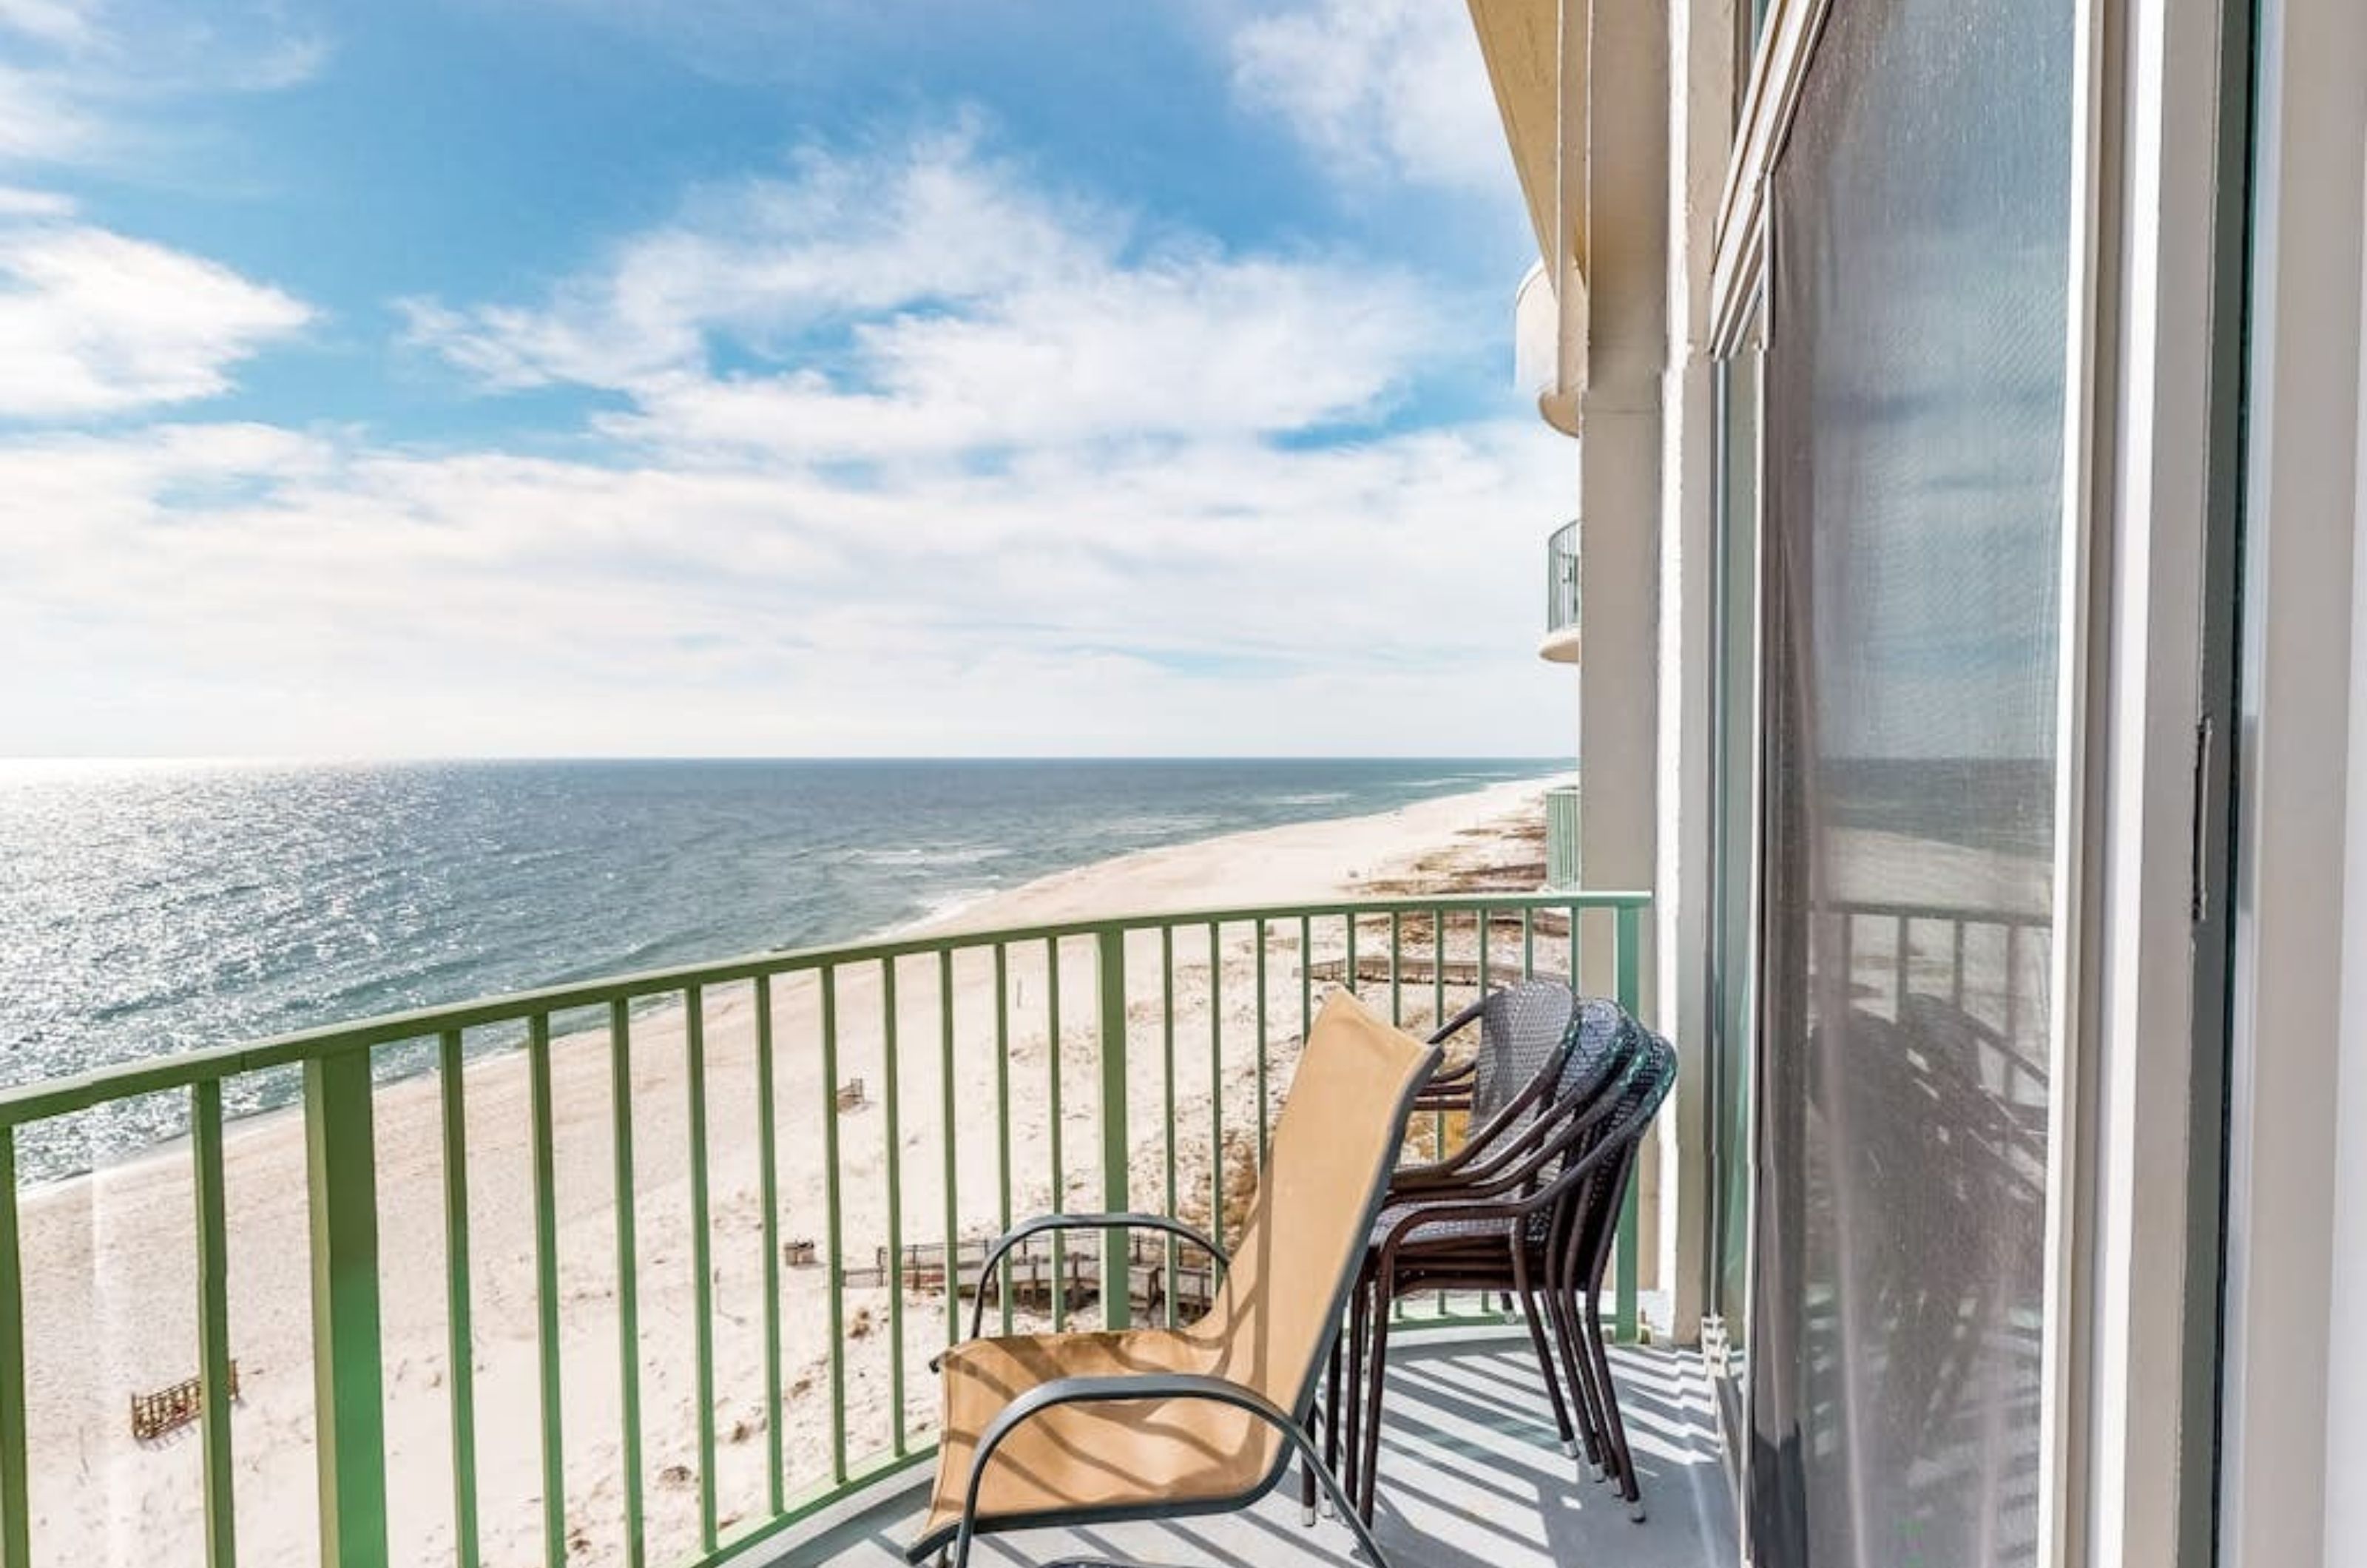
xmin=131 ymin=1362 xmax=241 ymax=1442
xmin=828 ymin=1235 xmax=1218 ymax=1319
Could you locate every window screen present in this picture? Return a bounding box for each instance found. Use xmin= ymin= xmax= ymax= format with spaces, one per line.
xmin=1746 ymin=0 xmax=2076 ymax=1562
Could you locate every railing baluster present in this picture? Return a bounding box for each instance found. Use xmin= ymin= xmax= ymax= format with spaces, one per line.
xmin=1432 ymin=906 xmax=1446 ymax=1030
xmin=820 ymin=967 xmax=848 ymax=1484
xmin=1568 ymin=901 xmax=1581 ymax=987
xmin=1614 ymin=907 xmax=1642 ymax=1345
xmin=1253 ymin=919 xmax=1269 ymax=1167
xmin=1298 ymin=914 xmax=1312 ymax=1045
xmin=1161 ymin=927 xmax=1179 ymax=1329
xmin=1894 ymin=914 xmax=1912 ymax=1018
xmin=1047 ymin=939 xmax=1065 ymax=1333
xmin=880 ymin=960 xmax=905 ymax=1456
xmin=439 ymin=1030 xmax=484 ymax=1568
xmin=2004 ymin=925 xmax=2022 ymax=1055
xmin=1389 ymin=910 xmax=1403 ymax=1027
xmin=993 ymin=946 xmax=1014 ymax=1336
xmin=1206 ymin=921 xmax=1223 ymax=1256
xmin=683 ymin=991 xmax=718 ymax=1549
xmin=1952 ymin=920 xmax=1969 ymax=1009
xmin=1522 ymin=907 xmax=1536 ymax=979
xmin=1345 ymin=913 xmax=1358 ymax=998
xmin=192 ymin=1079 xmax=236 ymax=1568
xmin=0 ymin=1127 xmax=27 ymax=1568
xmin=305 ymin=1047 xmax=389 ymax=1567
xmin=939 ymin=950 xmax=960 ymax=1355
xmin=606 ymin=1005 xmax=645 ymax=1568
xmin=1097 ymin=928 xmax=1130 ymax=1331
xmin=755 ymin=977 xmax=785 ymax=1515
xmin=527 ymin=1016 xmax=567 ymax=1568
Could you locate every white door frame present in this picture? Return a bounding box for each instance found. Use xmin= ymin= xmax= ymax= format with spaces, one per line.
xmin=2217 ymin=0 xmax=2367 ymax=1561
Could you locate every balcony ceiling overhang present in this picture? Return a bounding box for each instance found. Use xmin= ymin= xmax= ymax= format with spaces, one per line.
xmin=1469 ymin=0 xmax=1588 ymax=437
xmin=1468 ymin=0 xmax=1582 ymax=280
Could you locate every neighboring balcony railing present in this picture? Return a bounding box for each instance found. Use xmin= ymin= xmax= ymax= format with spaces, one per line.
xmin=1542 ymin=519 xmax=1581 ymax=663
xmin=1546 ymin=785 xmax=1583 ymax=891
xmin=0 ymin=890 xmax=1650 ymax=1568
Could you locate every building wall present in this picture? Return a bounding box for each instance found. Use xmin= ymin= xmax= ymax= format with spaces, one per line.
xmin=2325 ymin=124 xmax=2367 ymax=1568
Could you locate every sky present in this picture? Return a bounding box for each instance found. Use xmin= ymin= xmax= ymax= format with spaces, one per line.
xmin=0 ymin=0 xmax=1576 ymax=758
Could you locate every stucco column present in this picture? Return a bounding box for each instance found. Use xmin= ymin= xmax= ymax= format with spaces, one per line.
xmin=1576 ymin=0 xmax=1671 ymax=1311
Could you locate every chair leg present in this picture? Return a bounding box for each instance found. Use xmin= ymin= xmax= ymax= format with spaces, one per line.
xmin=1358 ymin=1289 xmax=1395 ymax=1525
xmin=1326 ymin=1311 xmax=1345 ymax=1506
xmin=1548 ymin=1278 xmax=1604 ymax=1479
xmin=1344 ymin=1280 xmax=1370 ymax=1510
xmin=1550 ymin=1239 xmax=1609 ymax=1480
xmin=1510 ymin=1249 xmax=1576 ymax=1459
xmin=1326 ymin=1326 xmax=1344 ymax=1525
xmin=1586 ymin=1291 xmax=1646 ymax=1521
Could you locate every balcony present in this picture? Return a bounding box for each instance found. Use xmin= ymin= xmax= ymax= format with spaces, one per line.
xmin=1541 ymin=519 xmax=1581 ymax=664
xmin=0 ymin=891 xmax=1706 ymax=1568
xmin=1514 ymin=261 xmax=1586 ymax=439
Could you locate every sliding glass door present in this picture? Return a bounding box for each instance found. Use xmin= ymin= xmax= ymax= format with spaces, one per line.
xmin=1744 ymin=0 xmax=2078 ymax=1564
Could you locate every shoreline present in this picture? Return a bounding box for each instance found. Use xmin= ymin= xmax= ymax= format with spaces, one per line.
xmin=10 ymin=771 xmax=1567 ymax=1568
xmin=8 ymin=767 xmax=1570 ymax=1194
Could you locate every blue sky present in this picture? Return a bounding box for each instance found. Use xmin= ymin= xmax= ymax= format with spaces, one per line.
xmin=1 ymin=0 xmax=1576 ymax=757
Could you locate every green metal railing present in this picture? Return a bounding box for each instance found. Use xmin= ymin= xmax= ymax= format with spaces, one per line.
xmin=0 ymin=891 xmax=1650 ymax=1568
xmin=1545 ymin=785 xmax=1583 ymax=891
xmin=1546 ymin=518 xmax=1581 ymax=638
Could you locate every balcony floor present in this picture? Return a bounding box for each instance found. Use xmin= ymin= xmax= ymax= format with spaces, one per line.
xmin=796 ymin=1336 xmax=1738 ymax=1567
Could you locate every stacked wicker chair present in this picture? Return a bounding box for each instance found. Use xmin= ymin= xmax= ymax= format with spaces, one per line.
xmin=1325 ymin=981 xmax=1675 ymax=1527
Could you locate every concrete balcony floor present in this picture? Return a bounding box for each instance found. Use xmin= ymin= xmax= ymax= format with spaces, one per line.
xmin=800 ymin=1337 xmax=1738 ymax=1567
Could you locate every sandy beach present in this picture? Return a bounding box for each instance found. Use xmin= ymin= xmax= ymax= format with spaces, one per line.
xmin=10 ymin=774 xmax=1569 ymax=1568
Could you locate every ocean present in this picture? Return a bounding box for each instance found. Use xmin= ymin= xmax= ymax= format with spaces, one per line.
xmin=0 ymin=758 xmax=1555 ymax=1177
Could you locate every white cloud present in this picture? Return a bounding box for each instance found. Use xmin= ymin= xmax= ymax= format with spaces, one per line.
xmin=0 ymin=413 xmax=1571 ymax=756
xmin=0 ymin=0 xmax=327 ymax=169
xmin=0 ymin=0 xmax=95 ymax=47
xmin=409 ymin=128 xmax=1445 ymax=454
xmin=405 ymin=123 xmax=1109 ymax=391
xmin=0 ymin=215 xmax=312 ymax=417
xmin=7 ymin=121 xmax=1566 ymax=756
xmin=1229 ymin=0 xmax=1509 ymax=193
xmin=0 ymin=185 xmax=73 ymax=216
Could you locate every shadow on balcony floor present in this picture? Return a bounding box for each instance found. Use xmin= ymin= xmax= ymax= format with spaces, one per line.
xmin=795 ymin=1337 xmax=1738 ymax=1568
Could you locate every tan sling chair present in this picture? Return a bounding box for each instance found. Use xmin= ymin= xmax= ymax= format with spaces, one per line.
xmin=907 ymin=989 xmax=1440 ymax=1567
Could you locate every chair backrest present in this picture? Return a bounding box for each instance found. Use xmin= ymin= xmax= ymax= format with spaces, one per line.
xmin=1560 ymin=1028 xmax=1679 ymax=1262
xmin=1197 ymin=989 xmax=1439 ymax=1418
xmin=1505 ymin=997 xmax=1647 ymax=1200
xmin=1468 ymin=979 xmax=1583 ymax=1123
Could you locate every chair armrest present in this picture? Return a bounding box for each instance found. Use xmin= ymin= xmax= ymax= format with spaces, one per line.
xmin=957 ymin=1213 xmax=1228 ymax=1345
xmin=945 ymin=1372 xmax=1395 ymax=1568
xmin=1426 ymin=994 xmax=1490 ymax=1046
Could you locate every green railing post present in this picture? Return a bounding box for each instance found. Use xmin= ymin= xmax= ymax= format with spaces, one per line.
xmin=0 ymin=1129 xmax=31 ymax=1568
xmin=305 ymin=1050 xmax=391 ymax=1568
xmin=437 ymin=1031 xmax=483 ymax=1568
xmin=1096 ymin=927 xmax=1131 ymax=1331
xmin=194 ymin=1082 xmax=236 ymax=1568
xmin=1614 ymin=903 xmax=1643 ymax=1344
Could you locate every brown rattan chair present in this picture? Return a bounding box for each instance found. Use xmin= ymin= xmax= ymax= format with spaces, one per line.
xmin=1345 ymin=1019 xmax=1673 ymax=1524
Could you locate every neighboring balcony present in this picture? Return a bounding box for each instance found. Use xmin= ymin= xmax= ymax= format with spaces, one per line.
xmin=1541 ymin=519 xmax=1581 ymax=664
xmin=1545 ymin=784 xmax=1583 ymax=893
